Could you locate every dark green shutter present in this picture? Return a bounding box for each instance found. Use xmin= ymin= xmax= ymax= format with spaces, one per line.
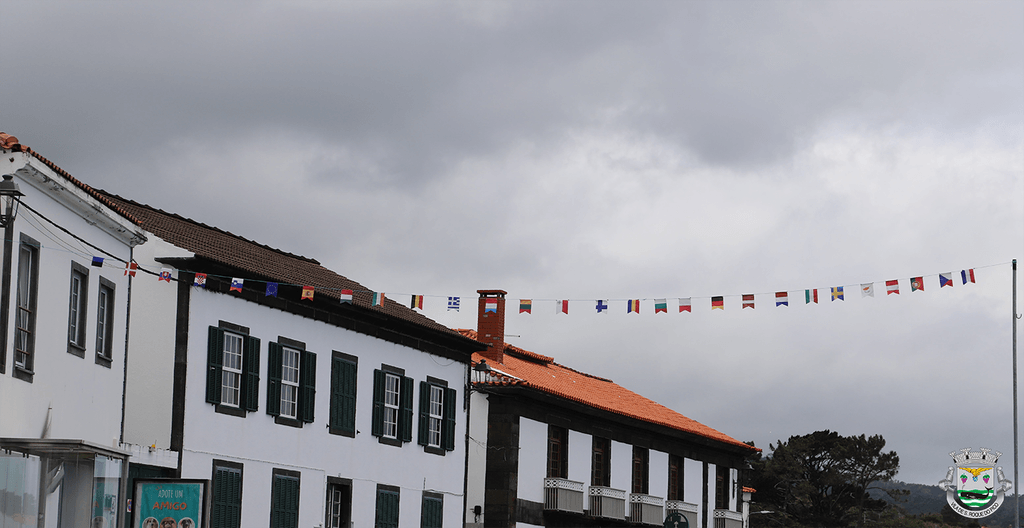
xmin=375 ymin=490 xmax=400 ymax=528
xmin=442 ymin=387 xmax=457 ymax=451
xmin=206 ymin=326 xmax=224 ymax=404
xmin=371 ymin=369 xmax=385 ymax=437
xmin=212 ymin=466 xmax=242 ymax=528
xmin=400 ymin=375 xmax=414 ymax=442
xmin=417 ymin=381 xmax=430 ymax=446
xmin=242 ymin=336 xmax=260 ymax=412
xmin=299 ymin=350 xmax=316 ymax=423
xmin=267 ymin=342 xmax=283 ymax=416
xmin=420 ymin=496 xmax=443 ymax=528
xmin=331 ymin=357 xmax=357 ymax=434
xmin=271 ymin=474 xmax=299 ymax=528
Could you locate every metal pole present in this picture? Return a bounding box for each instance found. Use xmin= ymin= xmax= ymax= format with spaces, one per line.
xmin=1014 ymin=258 xmax=1019 ymax=528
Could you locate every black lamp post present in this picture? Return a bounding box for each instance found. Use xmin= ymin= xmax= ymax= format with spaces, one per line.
xmin=0 ymin=174 xmax=24 ymax=374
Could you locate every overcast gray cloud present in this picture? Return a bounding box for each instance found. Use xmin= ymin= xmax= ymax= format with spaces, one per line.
xmin=1 ymin=0 xmax=1021 ymax=486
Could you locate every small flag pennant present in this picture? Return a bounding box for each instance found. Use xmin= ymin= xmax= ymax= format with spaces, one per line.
xmin=372 ymin=292 xmax=385 ymax=306
xmin=519 ymin=299 xmax=532 ymax=314
xmin=627 ymin=299 xmax=640 ymax=314
xmin=861 ymin=283 xmax=874 ymax=297
xmin=961 ymin=269 xmax=976 ymax=284
xmin=158 ymin=268 xmax=172 ymax=282
xmin=712 ymin=296 xmax=724 ymax=310
xmin=939 ymin=273 xmax=954 ymax=288
xmin=557 ymin=300 xmax=569 ymax=314
xmin=410 ymin=294 xmax=424 ymax=310
xmin=679 ymin=298 xmax=691 ymax=312
xmin=742 ymin=294 xmax=754 ymax=309
xmin=911 ymin=277 xmax=924 ymax=292
xmin=886 ymin=280 xmax=899 ymax=295
xmin=339 ymin=289 xmax=352 ymax=303
xmin=448 ymin=296 xmax=460 ymax=311
xmin=485 ymin=298 xmax=498 ymax=313
xmin=266 ymin=282 xmax=279 ymax=297
xmin=301 ymin=286 xmax=315 ymax=301
xmin=124 ymin=262 xmax=138 ymax=277
xmin=776 ymin=291 xmax=788 ymax=307
xmin=91 ymin=256 xmax=104 ymax=267
xmin=596 ymin=300 xmax=608 ymax=313
xmin=831 ymin=286 xmax=844 ymax=301
xmin=230 ymin=278 xmax=244 ymax=292
xmin=805 ymin=289 xmax=818 ymax=304
xmin=193 ymin=273 xmax=207 ymax=288
xmin=654 ymin=299 xmax=667 ymax=313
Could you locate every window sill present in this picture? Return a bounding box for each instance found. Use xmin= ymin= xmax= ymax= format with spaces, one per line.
xmin=67 ymin=342 xmax=85 ymax=358
xmin=329 ymin=426 xmax=355 ymax=438
xmin=214 ymin=404 xmax=246 ymax=418
xmin=275 ymin=415 xmax=303 ymax=429
xmin=377 ymin=435 xmax=403 ymax=447
xmin=95 ymin=353 xmax=112 ymax=369
xmin=12 ymin=365 xmax=33 ymax=383
xmin=423 ymin=445 xmax=446 ymax=456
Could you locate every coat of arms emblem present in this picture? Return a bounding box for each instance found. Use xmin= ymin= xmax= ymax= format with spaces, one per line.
xmin=938 ymin=447 xmax=1012 ymax=518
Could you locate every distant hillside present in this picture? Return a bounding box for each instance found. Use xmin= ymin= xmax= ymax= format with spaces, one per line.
xmin=872 ymin=480 xmax=1023 ymax=526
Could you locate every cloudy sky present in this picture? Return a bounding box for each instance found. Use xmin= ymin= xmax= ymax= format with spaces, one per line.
xmin=2 ymin=1 xmax=1022 ymax=486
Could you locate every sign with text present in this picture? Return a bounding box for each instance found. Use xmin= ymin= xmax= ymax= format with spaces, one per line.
xmin=133 ymin=480 xmax=207 ymax=528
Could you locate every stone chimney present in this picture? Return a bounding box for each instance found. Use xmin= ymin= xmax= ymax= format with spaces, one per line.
xmin=476 ymin=290 xmax=507 ymax=364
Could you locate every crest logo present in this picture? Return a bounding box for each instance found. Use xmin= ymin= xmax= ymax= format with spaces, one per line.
xmin=938 ymin=447 xmax=1012 ymax=518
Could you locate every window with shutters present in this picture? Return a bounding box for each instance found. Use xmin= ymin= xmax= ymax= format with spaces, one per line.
xmin=632 ymin=446 xmax=649 ymax=494
xmin=206 ymin=322 xmax=261 ymax=417
xmin=94 ymin=277 xmax=115 ymax=367
xmin=271 ymin=468 xmax=300 ymax=528
xmin=420 ymin=492 xmax=443 ymax=528
xmin=66 ymin=261 xmax=88 ymax=356
xmin=547 ymin=425 xmax=568 ymax=478
xmin=372 ymin=365 xmax=413 ymax=447
xmin=417 ymin=378 xmax=456 ymax=455
xmin=13 ymin=234 xmax=39 ymax=382
xmin=329 ymin=352 xmax=358 ymax=437
xmin=325 ymin=478 xmax=352 ymax=528
xmin=715 ymin=469 xmax=728 ymax=510
xmin=267 ymin=337 xmax=316 ymax=426
xmin=668 ymin=454 xmax=684 ymax=501
xmin=211 ymin=460 xmax=243 ymax=528
xmin=375 ymin=485 xmax=400 ymax=528
xmin=592 ymin=436 xmax=611 ymax=487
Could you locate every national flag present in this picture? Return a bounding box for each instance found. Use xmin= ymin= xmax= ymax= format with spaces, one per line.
xmin=410 ymin=295 xmax=424 ymax=310
xmin=302 ymin=286 xmax=315 ymax=301
xmin=911 ymin=277 xmax=924 ymax=292
xmin=861 ymin=283 xmax=874 ymax=297
xmin=193 ymin=273 xmax=207 ymax=288
xmin=742 ymin=294 xmax=754 ymax=309
xmin=712 ymin=296 xmax=724 ymax=310
xmin=230 ymin=278 xmax=244 ymax=292
xmin=596 ymin=300 xmax=608 ymax=313
xmin=158 ymin=268 xmax=172 ymax=282
xmin=805 ymin=289 xmax=818 ymax=304
xmin=775 ymin=291 xmax=788 ymax=306
xmin=266 ymin=282 xmax=279 ymax=297
xmin=679 ymin=298 xmax=691 ymax=312
xmin=124 ymin=262 xmax=138 ymax=277
xmin=519 ymin=299 xmax=532 ymax=314
xmin=831 ymin=286 xmax=844 ymax=301
xmin=91 ymin=256 xmax=104 ymax=267
xmin=654 ymin=299 xmax=667 ymax=313
xmin=940 ymin=273 xmax=954 ymax=288
xmin=961 ymin=269 xmax=976 ymax=284
xmin=485 ymin=298 xmax=498 ymax=313
xmin=372 ymin=292 xmax=385 ymax=306
xmin=557 ymin=300 xmax=569 ymax=314
xmin=339 ymin=289 xmax=352 ymax=303
xmin=627 ymin=299 xmax=640 ymax=313
xmin=885 ymin=280 xmax=899 ymax=295
xmin=448 ymin=296 xmax=460 ymax=311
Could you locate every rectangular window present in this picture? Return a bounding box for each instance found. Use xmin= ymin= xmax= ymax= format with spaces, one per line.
xmin=267 ymin=338 xmax=316 ymax=424
xmin=280 ymin=346 xmax=301 ymax=419
xmin=207 ymin=323 xmax=261 ymax=415
xmin=421 ymin=492 xmax=443 ymax=528
xmin=329 ymin=352 xmax=358 ymax=437
xmin=418 ymin=379 xmax=456 ymax=454
xmin=715 ymin=470 xmax=728 ymax=510
xmin=13 ymin=234 xmax=39 ymax=379
xmin=221 ymin=332 xmax=244 ymax=407
xmin=325 ymin=478 xmax=352 ymax=528
xmin=211 ymin=460 xmax=243 ymax=528
xmin=270 ymin=468 xmax=300 ymax=528
xmin=668 ymin=454 xmax=684 ymax=501
xmin=94 ymin=277 xmax=115 ymax=366
xmin=67 ymin=261 xmax=88 ymax=355
xmin=547 ymin=425 xmax=568 ymax=478
xmin=372 ymin=367 xmax=413 ymax=445
xmin=384 ymin=373 xmax=400 ymax=438
xmin=428 ymin=385 xmax=443 ymax=447
xmin=632 ymin=446 xmax=649 ymax=494
xmin=592 ymin=437 xmax=611 ymax=487
xmin=375 ymin=485 xmax=400 ymax=528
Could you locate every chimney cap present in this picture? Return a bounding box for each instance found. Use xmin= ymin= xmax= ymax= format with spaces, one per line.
xmin=477 ymin=290 xmax=507 ymax=297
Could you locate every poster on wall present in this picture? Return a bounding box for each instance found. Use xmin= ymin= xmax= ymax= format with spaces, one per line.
xmin=132 ymin=479 xmax=208 ymax=528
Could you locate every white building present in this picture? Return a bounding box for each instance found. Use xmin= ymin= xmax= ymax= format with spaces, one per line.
xmin=109 ymin=194 xmax=486 ymax=528
xmin=464 ymin=291 xmax=758 ymax=528
xmin=0 ymin=132 xmax=148 ymax=528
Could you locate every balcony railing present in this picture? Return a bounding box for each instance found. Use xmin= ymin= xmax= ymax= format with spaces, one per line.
xmin=713 ymin=509 xmax=744 ymax=528
xmin=588 ymin=486 xmax=626 ymax=519
xmin=666 ymin=500 xmax=699 ymax=527
xmin=628 ymin=493 xmax=664 ymax=525
xmin=543 ymin=478 xmax=584 ymax=514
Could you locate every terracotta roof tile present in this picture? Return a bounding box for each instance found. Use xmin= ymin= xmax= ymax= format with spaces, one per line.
xmin=460 ymin=329 xmax=755 ymax=452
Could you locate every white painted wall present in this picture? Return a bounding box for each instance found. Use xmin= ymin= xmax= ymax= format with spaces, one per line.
xmin=567 ymin=430 xmax=590 ymax=487
xmin=610 ymin=440 xmax=632 ymax=493
xmin=709 ymin=463 xmax=717 ymax=518
xmin=684 ymin=458 xmax=703 ymax=526
xmin=465 ymin=390 xmax=489 ymax=524
xmin=517 ymin=417 xmax=547 ymax=504
xmin=650 ymin=449 xmax=669 ymax=500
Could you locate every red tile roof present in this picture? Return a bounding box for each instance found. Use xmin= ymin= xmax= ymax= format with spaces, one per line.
xmin=0 ymin=132 xmax=141 ymax=225
xmin=459 ymin=329 xmax=756 ymax=452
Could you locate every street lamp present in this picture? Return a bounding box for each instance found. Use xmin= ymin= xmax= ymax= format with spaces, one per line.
xmin=0 ymin=174 xmax=23 ymax=227
xmin=0 ymin=173 xmax=23 ymax=374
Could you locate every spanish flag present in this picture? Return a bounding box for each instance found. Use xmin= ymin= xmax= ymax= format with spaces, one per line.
xmin=301 ymin=286 xmax=314 ymax=301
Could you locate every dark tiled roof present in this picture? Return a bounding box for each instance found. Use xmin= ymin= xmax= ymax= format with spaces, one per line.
xmin=0 ymin=132 xmax=141 ymax=225
xmin=460 ymin=329 xmax=756 ymax=452
xmin=102 ymin=193 xmax=461 ymax=335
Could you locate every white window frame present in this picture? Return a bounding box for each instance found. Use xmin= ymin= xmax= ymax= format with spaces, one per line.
xmin=221 ymin=332 xmax=244 ymax=407
xmin=383 ymin=373 xmax=400 ymax=438
xmin=428 ymin=385 xmax=443 ymax=448
xmin=280 ymin=346 xmax=301 ymax=419
xmin=68 ymin=268 xmax=86 ymax=347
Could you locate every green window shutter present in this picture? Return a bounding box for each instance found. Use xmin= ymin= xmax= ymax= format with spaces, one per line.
xmin=206 ymin=326 xmax=224 ymax=404
xmin=242 ymin=336 xmax=260 ymax=412
xmin=331 ymin=357 xmax=357 ymax=434
xmin=417 ymin=381 xmax=430 ymax=446
xmin=271 ymin=475 xmax=299 ymax=528
xmin=442 ymin=387 xmax=457 ymax=451
xmin=420 ymin=496 xmax=443 ymax=528
xmin=267 ymin=342 xmax=283 ymax=417
xmin=371 ymin=369 xmax=385 ymax=437
xmin=212 ymin=466 xmax=242 ymax=528
xmin=375 ymin=490 xmax=400 ymax=528
xmin=399 ymin=375 xmax=414 ymax=442
xmin=299 ymin=350 xmax=316 ymax=423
